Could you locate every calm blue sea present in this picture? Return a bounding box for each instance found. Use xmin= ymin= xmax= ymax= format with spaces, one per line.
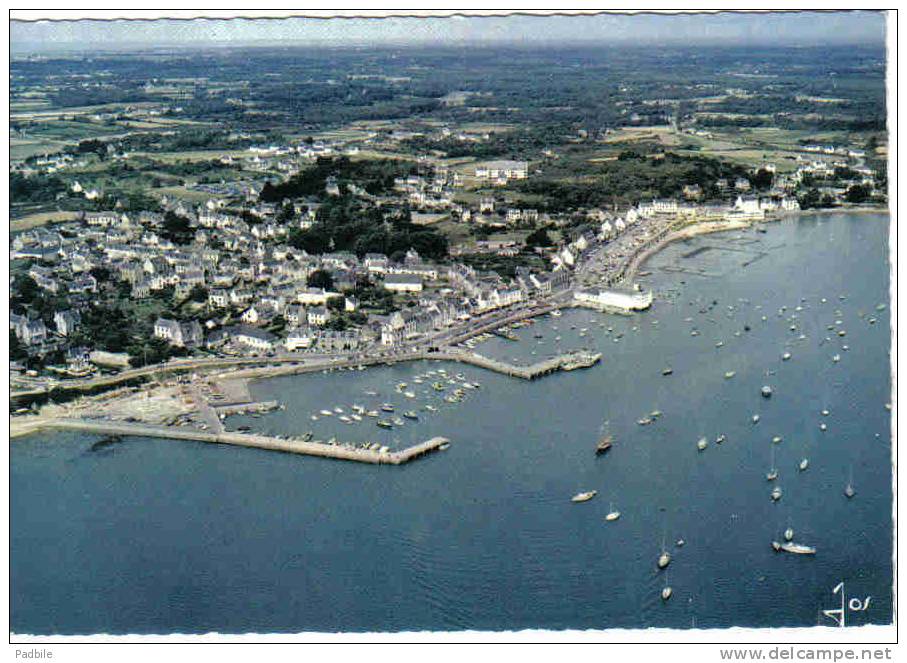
xmin=11 ymin=212 xmax=892 ymax=634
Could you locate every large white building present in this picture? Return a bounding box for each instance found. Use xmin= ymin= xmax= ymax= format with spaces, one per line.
xmin=574 ymin=288 xmax=653 ymax=312
xmin=475 ymin=160 xmax=528 ymax=182
xmin=383 ymin=274 xmax=423 ymax=293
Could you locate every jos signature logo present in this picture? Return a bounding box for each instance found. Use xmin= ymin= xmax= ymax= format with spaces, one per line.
xmin=822 ymin=581 xmax=871 ymax=627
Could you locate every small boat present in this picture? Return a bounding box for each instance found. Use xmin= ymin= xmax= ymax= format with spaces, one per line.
xmin=661 ymin=585 xmax=673 ymax=601
xmin=392 ymin=417 xmax=405 ymax=426
xmin=724 ymin=371 xmax=736 ymax=379
xmin=320 ymin=409 xmax=334 ymax=416
xmin=365 ymin=390 xmax=378 ymax=396
xmin=676 ymin=539 xmax=685 ymax=547
xmin=662 ymin=368 xmax=673 ymax=376
xmin=439 ymin=442 xmax=451 ymax=451
xmin=782 ymin=352 xmax=792 ymax=361
xmin=772 ymin=435 xmax=782 ymax=444
xmin=571 ymin=490 xmax=597 ymax=503
xmin=425 ymin=404 xmax=438 ymax=412
xmin=403 ymin=411 xmax=418 ymax=420
xmin=784 ymin=527 xmax=795 ymax=542
xmin=596 ymin=434 xmax=613 ymax=455
xmin=657 ymin=550 xmax=671 ymax=569
xmin=845 ymin=467 xmax=855 ymax=498
xmin=404 ymin=391 xmax=416 ymax=399
xmin=351 ymin=414 xmax=363 ymax=422
xmin=381 ymin=403 xmax=395 ymax=412
xmin=799 ymin=458 xmax=809 ymax=472
xmin=366 ymin=410 xmax=380 ymax=417
xmin=697 ymin=437 xmax=708 ymax=451
xmin=716 ymin=341 xmax=724 ymax=348
xmin=333 ymin=407 xmax=343 ymax=414
xmin=761 ymin=385 xmax=773 ymax=398
xmin=773 ymin=541 xmax=816 ymax=555
xmin=819 ymin=423 xmax=827 ymax=431
xmin=651 ymin=410 xmax=662 ymax=418
xmin=311 ymin=415 xmax=319 ymax=421
xmin=605 ymin=503 xmax=620 ymax=521
xmin=752 ymin=414 xmax=761 ymax=424
xmin=767 ymin=446 xmax=778 ymax=481
xmin=338 ymin=415 xmax=351 ymax=423
xmin=432 ymin=382 xmax=445 ymax=391
xmin=771 ymin=486 xmax=782 ymax=502
xmin=637 ymin=417 xmax=653 ymax=426
xmin=716 ymin=434 xmax=726 ymax=444
xmin=376 ymin=420 xmax=393 ymax=429
xmin=832 ymin=354 xmax=841 ymax=363
xmin=821 ymin=409 xmax=830 ymax=416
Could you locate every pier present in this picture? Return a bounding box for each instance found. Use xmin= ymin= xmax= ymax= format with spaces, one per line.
xmin=437 ymin=350 xmax=602 ymax=379
xmin=212 ymin=400 xmax=280 ymax=416
xmin=37 ymin=418 xmax=449 ymax=465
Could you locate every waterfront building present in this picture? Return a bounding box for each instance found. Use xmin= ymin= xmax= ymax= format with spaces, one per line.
xmin=574 ymin=288 xmax=653 ymax=312
xmin=153 ymin=318 xmax=204 ymax=348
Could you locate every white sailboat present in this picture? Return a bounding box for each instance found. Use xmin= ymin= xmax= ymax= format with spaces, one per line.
xmin=605 ymin=502 xmax=620 ymax=521
xmin=766 ymin=445 xmax=778 ymax=481
xmin=657 ymin=535 xmax=671 ymax=569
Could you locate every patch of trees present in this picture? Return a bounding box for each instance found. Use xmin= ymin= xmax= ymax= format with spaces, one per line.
xmin=260 ymin=156 xmax=421 ymax=202
xmin=306 ymin=269 xmax=334 ymax=290
xmin=525 ymin=227 xmax=554 ymax=248
xmin=844 ymin=184 xmax=872 ymax=204
xmin=159 ymin=211 xmax=194 ymax=245
xmin=797 ymin=188 xmax=837 ymax=210
xmin=10 ymin=172 xmax=69 ymax=205
xmin=288 ymin=197 xmax=448 ymax=261
xmin=519 ymin=152 xmax=749 ymax=212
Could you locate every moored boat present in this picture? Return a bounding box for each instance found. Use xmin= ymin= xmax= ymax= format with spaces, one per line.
xmin=773 ymin=541 xmax=816 ymax=555
xmin=571 ymin=490 xmax=597 ymax=503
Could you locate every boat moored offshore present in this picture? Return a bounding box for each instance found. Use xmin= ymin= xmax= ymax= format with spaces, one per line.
xmin=571 ymin=490 xmax=598 ymax=503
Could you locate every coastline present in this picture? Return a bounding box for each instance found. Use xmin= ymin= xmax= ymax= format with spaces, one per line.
xmin=626 ymin=205 xmax=888 ymax=281
xmin=11 ymin=205 xmax=889 ymax=440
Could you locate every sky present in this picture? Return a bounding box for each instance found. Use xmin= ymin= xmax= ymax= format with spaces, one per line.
xmin=10 ymin=11 xmax=887 ymax=54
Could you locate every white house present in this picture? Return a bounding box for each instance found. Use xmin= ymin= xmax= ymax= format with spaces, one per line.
xmin=285 ymin=327 xmax=314 ymax=351
xmin=307 ymin=306 xmax=331 ymax=327
xmin=383 ymin=274 xmax=423 ymax=293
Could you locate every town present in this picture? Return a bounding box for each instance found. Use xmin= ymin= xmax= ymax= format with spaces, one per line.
xmin=11 ymin=132 xmax=883 ymax=399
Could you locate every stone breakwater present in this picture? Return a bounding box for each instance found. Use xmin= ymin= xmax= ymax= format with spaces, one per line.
xmin=17 ymin=417 xmax=450 ymax=465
